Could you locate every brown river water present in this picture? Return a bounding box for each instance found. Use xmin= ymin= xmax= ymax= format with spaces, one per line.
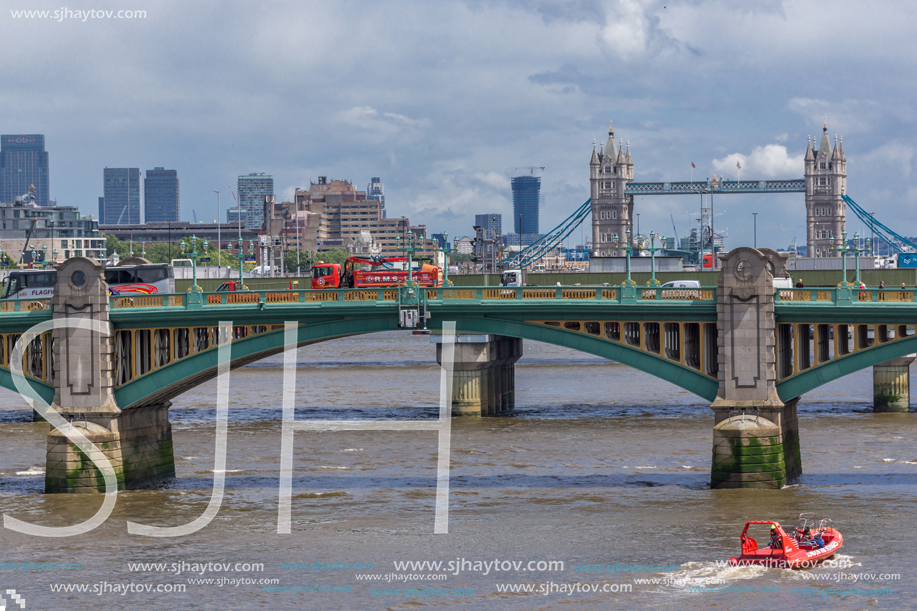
xmin=0 ymin=331 xmax=914 ymax=610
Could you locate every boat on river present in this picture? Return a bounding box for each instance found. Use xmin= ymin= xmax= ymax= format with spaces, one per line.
xmin=729 ymin=514 xmax=843 ymax=569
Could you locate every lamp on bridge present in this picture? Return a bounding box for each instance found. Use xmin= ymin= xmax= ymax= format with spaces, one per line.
xmin=180 ymin=235 xmax=208 ymax=292
xmin=396 ymin=228 xmax=419 ymax=284
xmin=830 ymin=230 xmax=870 ymax=288
xmin=644 ymin=231 xmax=666 ymax=287
xmin=613 ymin=228 xmax=636 ymax=287
xmin=229 ymin=237 xmax=253 ymax=289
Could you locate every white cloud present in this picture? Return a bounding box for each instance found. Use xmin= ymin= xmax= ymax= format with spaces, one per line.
xmin=336 ymin=106 xmax=430 ymax=138
xmin=474 ymin=171 xmax=511 ymax=191
xmin=711 ymin=144 xmax=804 ymax=178
xmin=597 ymin=0 xmax=652 ymax=59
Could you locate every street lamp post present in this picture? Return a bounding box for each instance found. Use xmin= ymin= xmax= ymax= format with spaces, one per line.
xmin=753 ymin=212 xmax=757 ymax=249
xmin=613 ymin=227 xmax=636 ymax=286
xmin=214 ymin=190 xmax=221 ymax=269
xmin=396 ymin=229 xmax=419 ymax=284
xmin=831 ymin=230 xmax=869 ymax=287
xmin=229 ymin=238 xmax=251 ymax=289
xmin=180 ymin=235 xmax=208 ymax=292
xmin=644 ymin=231 xmax=665 ymax=287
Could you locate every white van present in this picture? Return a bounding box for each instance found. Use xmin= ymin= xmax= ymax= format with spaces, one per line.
xmin=773 ymin=276 xmax=793 ymax=289
xmin=661 ymin=280 xmax=701 ymax=289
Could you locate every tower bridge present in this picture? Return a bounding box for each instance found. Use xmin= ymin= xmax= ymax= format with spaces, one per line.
xmin=1 ymin=251 xmax=916 ymax=496
xmin=588 ymin=118 xmax=845 ymax=258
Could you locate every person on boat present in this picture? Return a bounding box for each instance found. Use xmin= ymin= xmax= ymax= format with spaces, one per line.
xmin=812 ymin=530 xmax=826 ymax=548
xmin=798 ymin=528 xmax=814 ymax=546
xmin=769 ymin=524 xmax=781 ymax=548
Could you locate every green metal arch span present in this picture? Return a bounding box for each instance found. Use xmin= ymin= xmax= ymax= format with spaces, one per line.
xmin=113 ymin=313 xmax=720 ymax=409
xmin=776 ymin=336 xmax=917 ymax=402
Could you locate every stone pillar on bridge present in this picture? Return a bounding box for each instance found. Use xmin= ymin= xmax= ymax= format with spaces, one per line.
xmin=44 ymin=258 xmax=175 ymax=493
xmin=873 ymin=355 xmax=915 ymax=412
xmin=434 ymin=334 xmax=522 ymax=416
xmin=710 ymin=248 xmax=802 ymax=489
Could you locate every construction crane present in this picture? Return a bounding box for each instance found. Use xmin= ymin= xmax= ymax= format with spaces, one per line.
xmin=192 ymin=210 xmax=199 ymax=223
xmin=505 ymin=166 xmax=545 ymax=175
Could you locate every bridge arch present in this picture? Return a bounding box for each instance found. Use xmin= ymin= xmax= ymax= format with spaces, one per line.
xmin=776 ymin=335 xmax=917 ymax=401
xmin=106 ymin=313 xmax=721 ymax=409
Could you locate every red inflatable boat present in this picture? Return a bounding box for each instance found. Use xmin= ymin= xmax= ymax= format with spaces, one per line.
xmin=729 ymin=514 xmax=843 ymax=569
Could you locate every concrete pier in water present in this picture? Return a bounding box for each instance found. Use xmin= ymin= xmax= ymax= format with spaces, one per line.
xmin=44 ymin=258 xmax=174 ymax=493
xmin=434 ymin=334 xmax=522 ymax=416
xmin=873 ymin=355 xmax=914 ymax=412
xmin=710 ymin=248 xmax=802 ymax=489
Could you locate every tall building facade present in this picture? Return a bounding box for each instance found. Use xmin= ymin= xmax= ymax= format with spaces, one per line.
xmin=511 ymin=176 xmax=540 ymax=245
xmin=367 ymin=176 xmax=386 ymax=218
xmin=590 ymin=121 xmax=634 ymax=257
xmin=474 ymin=213 xmax=502 ymax=240
xmin=102 ymin=167 xmax=142 ymax=225
xmin=0 ymin=134 xmax=50 ymax=206
xmin=805 ymin=121 xmax=846 ymax=258
xmin=144 ymin=167 xmax=180 ymax=223
xmin=290 ymin=176 xmax=435 ymax=257
xmin=238 ymin=173 xmax=273 ymax=230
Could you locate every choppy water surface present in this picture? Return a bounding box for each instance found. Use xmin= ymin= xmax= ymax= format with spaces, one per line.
xmin=0 ymin=331 xmax=914 ymax=610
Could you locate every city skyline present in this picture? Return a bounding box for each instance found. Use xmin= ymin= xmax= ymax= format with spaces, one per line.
xmin=3 ymin=2 xmax=917 ymax=250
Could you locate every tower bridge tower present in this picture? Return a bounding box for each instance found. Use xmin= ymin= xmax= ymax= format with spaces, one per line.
xmin=805 ymin=118 xmax=846 ymax=257
xmin=590 ymin=120 xmax=634 ymax=256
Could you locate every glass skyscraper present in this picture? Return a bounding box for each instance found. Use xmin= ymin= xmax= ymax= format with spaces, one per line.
xmin=367 ymin=177 xmax=385 ymax=218
xmin=144 ymin=167 xmax=180 ymax=223
xmin=103 ymin=168 xmax=142 ymax=225
xmin=238 ymin=173 xmax=274 ymax=230
xmin=0 ymin=134 xmax=50 ymax=206
xmin=511 ymin=176 xmax=540 ymax=244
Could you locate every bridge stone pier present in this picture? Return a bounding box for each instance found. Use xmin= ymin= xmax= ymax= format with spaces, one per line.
xmin=45 ymin=258 xmax=174 ymax=493
xmin=873 ymin=355 xmax=915 ymax=412
xmin=434 ymin=334 xmax=522 ymax=416
xmin=710 ymin=248 xmax=802 ymax=489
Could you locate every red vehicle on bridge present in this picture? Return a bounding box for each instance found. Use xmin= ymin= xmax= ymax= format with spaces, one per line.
xmin=311 ymin=256 xmax=441 ymax=289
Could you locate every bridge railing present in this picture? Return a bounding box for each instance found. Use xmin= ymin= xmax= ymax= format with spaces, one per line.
xmin=776 ymin=287 xmax=917 ymax=304
xmin=102 ymin=286 xmax=721 ymax=307
xmin=0 ymin=299 xmax=53 ymax=312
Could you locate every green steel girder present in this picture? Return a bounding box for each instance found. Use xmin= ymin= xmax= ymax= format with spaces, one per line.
xmin=775 ymin=303 xmax=917 ymax=324
xmin=113 ymin=313 xmax=399 ymax=409
xmin=112 ymin=305 xmax=719 ymax=408
xmin=0 ymin=367 xmax=54 ymax=406
xmin=776 ymin=335 xmax=917 ymax=401
xmin=424 ymin=314 xmax=720 ymax=401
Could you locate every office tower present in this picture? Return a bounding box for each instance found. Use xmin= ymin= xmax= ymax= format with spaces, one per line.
xmin=511 ymin=176 xmax=540 ymax=244
xmin=98 ymin=196 xmax=105 ymax=224
xmin=144 ymin=167 xmax=180 ymax=223
xmin=0 ymin=134 xmax=50 ymax=206
xmin=367 ymin=176 xmax=385 ymax=218
xmin=102 ymin=168 xmax=142 ymax=225
xmin=237 ymin=173 xmax=274 ymax=230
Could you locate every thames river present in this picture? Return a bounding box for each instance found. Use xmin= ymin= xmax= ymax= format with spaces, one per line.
xmin=0 ymin=331 xmax=913 ymax=609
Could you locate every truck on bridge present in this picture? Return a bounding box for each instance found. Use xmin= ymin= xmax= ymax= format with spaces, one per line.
xmin=311 ymin=256 xmax=441 ymax=289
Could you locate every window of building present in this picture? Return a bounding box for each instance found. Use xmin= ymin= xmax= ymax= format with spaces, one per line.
xmin=612 ymin=210 xmax=617 ymax=220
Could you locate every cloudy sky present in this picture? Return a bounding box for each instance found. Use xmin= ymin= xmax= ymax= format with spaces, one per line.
xmin=5 ymin=0 xmax=916 ymax=249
